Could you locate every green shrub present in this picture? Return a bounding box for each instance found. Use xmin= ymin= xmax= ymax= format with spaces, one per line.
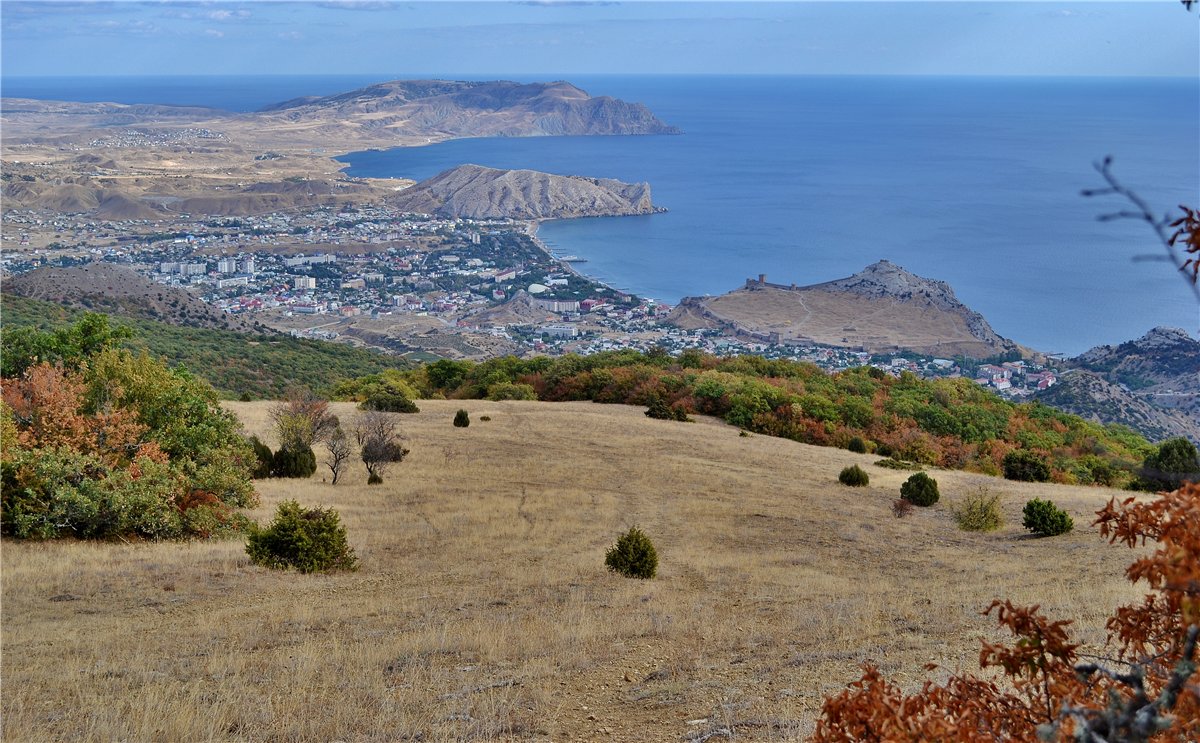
xmin=875 ymin=458 xmax=924 ymax=471
xmin=272 ymin=446 xmax=317 ymax=478
xmin=1003 ymin=450 xmax=1051 ymax=482
xmin=847 ymin=436 xmax=868 ymax=454
xmin=604 ymin=526 xmax=658 ymax=579
xmin=479 ymin=415 xmax=491 ymax=422
xmin=952 ymin=488 xmax=1004 ymax=532
xmin=485 ymin=382 xmax=538 ymax=401
xmin=361 ymin=391 xmax=420 ymax=413
xmin=246 ymin=500 xmax=358 ymax=573
xmin=838 ymin=464 xmax=870 ymax=487
xmin=645 ymin=395 xmax=690 ymax=422
xmin=453 ymin=409 xmax=470 ymax=428
xmin=248 ymin=436 xmax=274 ymax=479
xmin=1139 ymin=437 xmax=1200 ymax=491
xmin=900 ymin=472 xmax=940 ymax=507
xmin=1022 ymin=498 xmax=1073 ymax=537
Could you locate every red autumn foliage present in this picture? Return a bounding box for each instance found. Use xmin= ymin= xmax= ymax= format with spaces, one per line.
xmin=814 ymin=482 xmax=1200 ymax=742
xmin=3 ymin=362 xmax=146 ymax=466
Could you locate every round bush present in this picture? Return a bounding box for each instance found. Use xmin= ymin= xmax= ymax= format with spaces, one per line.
xmin=361 ymin=392 xmax=419 ymax=413
xmin=272 ymin=446 xmax=317 ymax=478
xmin=847 ymin=436 xmax=868 ymax=454
xmin=1022 ymin=498 xmax=1073 ymax=537
xmin=900 ymin=472 xmax=940 ymax=507
xmin=246 ymin=500 xmax=358 ymax=573
xmin=453 ymin=409 xmax=470 ymax=428
xmin=838 ymin=464 xmax=870 ymax=487
xmin=1003 ymin=450 xmax=1051 ymax=482
xmin=605 ymin=526 xmax=658 ymax=579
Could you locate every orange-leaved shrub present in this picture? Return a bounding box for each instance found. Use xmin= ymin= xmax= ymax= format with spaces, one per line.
xmin=813 ymin=482 xmax=1200 ymax=742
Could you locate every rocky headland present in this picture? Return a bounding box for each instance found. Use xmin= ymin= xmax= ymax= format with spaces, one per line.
xmin=389 ymin=164 xmax=660 ymax=220
xmin=1 ymin=79 xmax=677 ymax=220
xmin=667 ymin=260 xmax=1022 ymax=358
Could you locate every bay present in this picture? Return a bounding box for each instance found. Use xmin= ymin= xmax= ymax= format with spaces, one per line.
xmin=338 ymin=75 xmax=1199 ymax=355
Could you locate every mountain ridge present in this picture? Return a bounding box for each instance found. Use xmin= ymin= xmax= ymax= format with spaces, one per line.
xmin=388 ymin=163 xmax=661 ymax=220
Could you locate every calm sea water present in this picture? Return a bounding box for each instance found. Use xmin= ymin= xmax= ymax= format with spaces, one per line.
xmin=5 ymin=74 xmax=1197 ymax=354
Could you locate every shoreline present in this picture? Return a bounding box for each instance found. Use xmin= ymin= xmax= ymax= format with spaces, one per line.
xmin=522 ymin=220 xmax=649 ymax=303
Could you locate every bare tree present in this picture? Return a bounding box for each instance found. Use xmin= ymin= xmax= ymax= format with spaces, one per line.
xmin=324 ymin=425 xmax=353 ymax=485
xmin=270 ymin=386 xmax=338 ymax=451
xmin=353 ymin=410 xmax=409 ymax=484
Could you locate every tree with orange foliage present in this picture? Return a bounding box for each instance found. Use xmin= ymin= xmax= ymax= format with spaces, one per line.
xmin=814 ymin=484 xmax=1199 ymax=742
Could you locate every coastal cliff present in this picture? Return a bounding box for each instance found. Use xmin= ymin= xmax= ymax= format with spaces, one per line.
xmin=667 ymin=260 xmax=1021 ymax=358
xmin=388 ymin=164 xmax=661 ymax=220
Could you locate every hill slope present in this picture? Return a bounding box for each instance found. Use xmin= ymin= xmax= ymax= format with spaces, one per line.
xmin=1041 ymin=327 xmax=1200 ymax=443
xmin=3 ymin=263 xmax=259 ymax=332
xmin=0 ymin=294 xmax=411 ymax=398
xmin=667 ymin=260 xmax=1020 ymax=358
xmin=389 ymin=163 xmax=660 ymax=220
xmin=1 ymin=399 xmax=1142 ymax=741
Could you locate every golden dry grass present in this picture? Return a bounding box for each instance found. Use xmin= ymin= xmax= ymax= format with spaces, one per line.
xmin=2 ymin=400 xmax=1147 ymax=742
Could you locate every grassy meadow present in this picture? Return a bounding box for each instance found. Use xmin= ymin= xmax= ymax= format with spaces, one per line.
xmin=2 ymin=400 xmax=1148 ymax=741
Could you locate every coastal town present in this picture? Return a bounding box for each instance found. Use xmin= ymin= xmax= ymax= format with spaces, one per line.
xmin=1 ymin=203 xmax=1058 ymax=394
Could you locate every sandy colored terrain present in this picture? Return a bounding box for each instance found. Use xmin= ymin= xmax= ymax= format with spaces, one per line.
xmin=2 ymin=400 xmax=1146 ymax=741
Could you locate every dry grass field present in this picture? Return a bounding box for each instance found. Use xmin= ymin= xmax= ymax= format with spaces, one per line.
xmin=2 ymin=400 xmax=1147 ymax=742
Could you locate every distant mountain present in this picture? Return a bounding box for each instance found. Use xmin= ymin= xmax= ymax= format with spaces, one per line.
xmin=667 ymin=260 xmax=1021 ymax=358
xmin=389 ymin=164 xmax=660 ymax=220
xmin=1035 ymin=369 xmax=1199 ymax=444
xmin=255 ymin=79 xmax=680 ymax=139
xmin=3 ymin=263 xmax=261 ymax=333
xmin=1037 ymin=327 xmax=1200 ymax=442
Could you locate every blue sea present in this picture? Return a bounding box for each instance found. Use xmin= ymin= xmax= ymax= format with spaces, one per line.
xmin=5 ymin=74 xmax=1197 ymax=355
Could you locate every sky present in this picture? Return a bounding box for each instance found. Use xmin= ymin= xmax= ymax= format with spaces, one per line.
xmin=1 ymin=1 xmax=1196 ymax=78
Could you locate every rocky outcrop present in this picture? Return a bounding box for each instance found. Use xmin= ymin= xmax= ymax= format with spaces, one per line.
xmin=665 ymin=260 xmax=1020 ymax=358
xmin=389 ymin=164 xmax=661 ymax=220
xmin=813 ymin=260 xmax=1017 ymax=354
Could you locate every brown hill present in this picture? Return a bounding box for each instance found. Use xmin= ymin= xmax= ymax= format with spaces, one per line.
xmin=3 ymin=263 xmax=260 ymax=333
xmin=667 ymin=260 xmax=1020 ymax=358
xmin=389 ymin=164 xmax=660 ymax=220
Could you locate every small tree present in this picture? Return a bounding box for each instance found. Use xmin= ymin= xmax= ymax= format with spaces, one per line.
xmin=605 ymin=526 xmax=658 ymax=579
xmin=324 ymin=425 xmax=352 ymax=485
xmin=1003 ymin=450 xmax=1051 ymax=482
xmin=270 ymin=386 xmax=338 ymax=451
xmin=900 ymin=472 xmax=939 ymax=507
xmin=838 ymin=465 xmax=870 ymax=487
xmin=354 ymin=411 xmax=408 ymax=485
xmin=246 ymin=500 xmax=357 ymax=573
xmin=453 ymin=409 xmax=470 ymax=428
xmin=1022 ymin=497 xmax=1074 ymax=537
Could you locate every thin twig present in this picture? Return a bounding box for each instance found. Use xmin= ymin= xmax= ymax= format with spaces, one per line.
xmin=1082 ymin=157 xmax=1200 ymax=303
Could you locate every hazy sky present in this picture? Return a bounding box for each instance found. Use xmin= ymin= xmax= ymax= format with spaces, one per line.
xmin=2 ymin=1 xmax=1196 ymax=77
